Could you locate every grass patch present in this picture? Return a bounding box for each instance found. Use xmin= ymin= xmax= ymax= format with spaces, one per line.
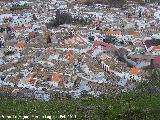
xmin=0 ymin=93 xmax=160 ymax=120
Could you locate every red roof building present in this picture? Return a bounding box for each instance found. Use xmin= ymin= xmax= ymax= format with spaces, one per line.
xmin=12 ymin=26 xmax=32 ymax=32
xmin=151 ymin=56 xmax=160 ymax=68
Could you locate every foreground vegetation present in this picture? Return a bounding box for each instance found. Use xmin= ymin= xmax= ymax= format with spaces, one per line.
xmin=0 ymin=68 xmax=160 ymax=120
xmin=81 ymin=0 xmax=160 ymax=7
xmin=0 ymin=92 xmax=160 ymax=120
xmin=10 ymin=4 xmax=31 ymax=11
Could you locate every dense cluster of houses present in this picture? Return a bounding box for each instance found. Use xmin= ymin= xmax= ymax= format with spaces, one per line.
xmin=0 ymin=0 xmax=160 ymax=100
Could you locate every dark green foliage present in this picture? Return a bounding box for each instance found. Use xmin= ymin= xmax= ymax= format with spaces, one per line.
xmin=0 ymin=41 xmax=4 ymax=48
xmin=45 ymin=19 xmax=58 ymax=28
xmin=115 ymin=109 xmax=147 ymax=120
xmin=137 ymin=69 xmax=160 ymax=95
xmin=83 ymin=0 xmax=126 ymax=7
xmin=152 ymin=39 xmax=160 ymax=46
xmin=45 ymin=11 xmax=72 ymax=28
xmin=128 ymin=41 xmax=133 ymax=45
xmin=0 ymin=93 xmax=160 ymax=120
xmin=103 ymin=35 xmax=117 ymax=43
xmin=45 ymin=11 xmax=91 ymax=28
xmin=46 ymin=35 xmax=52 ymax=44
xmin=55 ymin=11 xmax=72 ymax=25
xmin=108 ymin=0 xmax=126 ymax=8
xmin=32 ymin=14 xmax=37 ymax=20
xmin=83 ymin=0 xmax=159 ymax=7
xmin=84 ymin=0 xmax=110 ymax=6
xmin=88 ymin=36 xmax=95 ymax=41
xmin=80 ymin=90 xmax=89 ymax=98
xmin=0 ymin=27 xmax=5 ymax=33
xmin=10 ymin=4 xmax=30 ymax=11
xmin=72 ymin=17 xmax=91 ymax=26
xmin=149 ymin=0 xmax=160 ymax=3
xmin=4 ymin=51 xmax=14 ymax=56
xmin=3 ymin=17 xmax=12 ymax=23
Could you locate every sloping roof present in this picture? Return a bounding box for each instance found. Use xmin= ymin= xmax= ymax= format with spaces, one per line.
xmin=12 ymin=26 xmax=32 ymax=31
xmin=144 ymin=40 xmax=154 ymax=49
xmin=86 ymin=41 xmax=112 ymax=55
xmin=153 ymin=56 xmax=160 ymax=65
xmin=64 ymin=50 xmax=74 ymax=60
xmin=29 ymin=32 xmax=36 ymax=37
xmin=106 ymin=31 xmax=122 ymax=35
xmin=15 ymin=41 xmax=25 ymax=49
xmin=65 ymin=35 xmax=86 ymax=45
xmin=102 ymin=44 xmax=112 ymax=50
xmin=127 ymin=31 xmax=140 ymax=36
xmin=93 ymin=20 xmax=101 ymax=26
xmin=130 ymin=67 xmax=142 ymax=75
xmin=93 ymin=41 xmax=112 ymax=49
xmin=152 ymin=45 xmax=160 ymax=50
xmin=27 ymin=73 xmax=34 ymax=79
xmin=51 ymin=74 xmax=61 ymax=81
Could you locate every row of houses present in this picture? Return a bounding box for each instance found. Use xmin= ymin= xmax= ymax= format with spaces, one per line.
xmin=0 ymin=0 xmax=160 ymax=99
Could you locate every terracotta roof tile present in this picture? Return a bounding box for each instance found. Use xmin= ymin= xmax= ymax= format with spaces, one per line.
xmin=130 ymin=67 xmax=142 ymax=75
xmin=152 ymin=45 xmax=160 ymax=50
xmin=51 ymin=74 xmax=61 ymax=81
xmin=106 ymin=31 xmax=122 ymax=35
xmin=15 ymin=41 xmax=25 ymax=49
xmin=153 ymin=56 xmax=160 ymax=66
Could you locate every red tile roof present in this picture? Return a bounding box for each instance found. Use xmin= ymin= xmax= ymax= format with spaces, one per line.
xmin=15 ymin=41 xmax=25 ymax=49
xmin=152 ymin=45 xmax=160 ymax=50
xmin=51 ymin=74 xmax=61 ymax=81
xmin=64 ymin=50 xmax=74 ymax=60
xmin=106 ymin=31 xmax=122 ymax=35
xmin=130 ymin=67 xmax=142 ymax=75
xmin=153 ymin=56 xmax=160 ymax=66
xmin=86 ymin=41 xmax=112 ymax=55
xmin=12 ymin=26 xmax=32 ymax=31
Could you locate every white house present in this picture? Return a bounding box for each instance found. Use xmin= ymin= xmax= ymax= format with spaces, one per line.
xmin=101 ymin=61 xmax=110 ymax=72
xmin=154 ymin=10 xmax=160 ymax=20
xmin=135 ymin=20 xmax=147 ymax=30
xmin=91 ymin=46 xmax=103 ymax=58
xmin=151 ymin=49 xmax=160 ymax=55
xmin=152 ymin=33 xmax=160 ymax=39
xmin=34 ymin=90 xmax=50 ymax=101
xmin=44 ymin=17 xmax=53 ymax=23
xmin=12 ymin=18 xmax=32 ymax=27
xmin=117 ymin=35 xmax=133 ymax=42
xmin=124 ymin=22 xmax=135 ymax=29
xmin=0 ymin=14 xmax=13 ymax=22
xmin=13 ymin=1 xmax=33 ymax=6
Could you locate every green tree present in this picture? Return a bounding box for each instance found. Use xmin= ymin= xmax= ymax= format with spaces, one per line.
xmin=88 ymin=36 xmax=95 ymax=42
xmin=32 ymin=14 xmax=37 ymax=20
xmin=137 ymin=69 xmax=160 ymax=95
